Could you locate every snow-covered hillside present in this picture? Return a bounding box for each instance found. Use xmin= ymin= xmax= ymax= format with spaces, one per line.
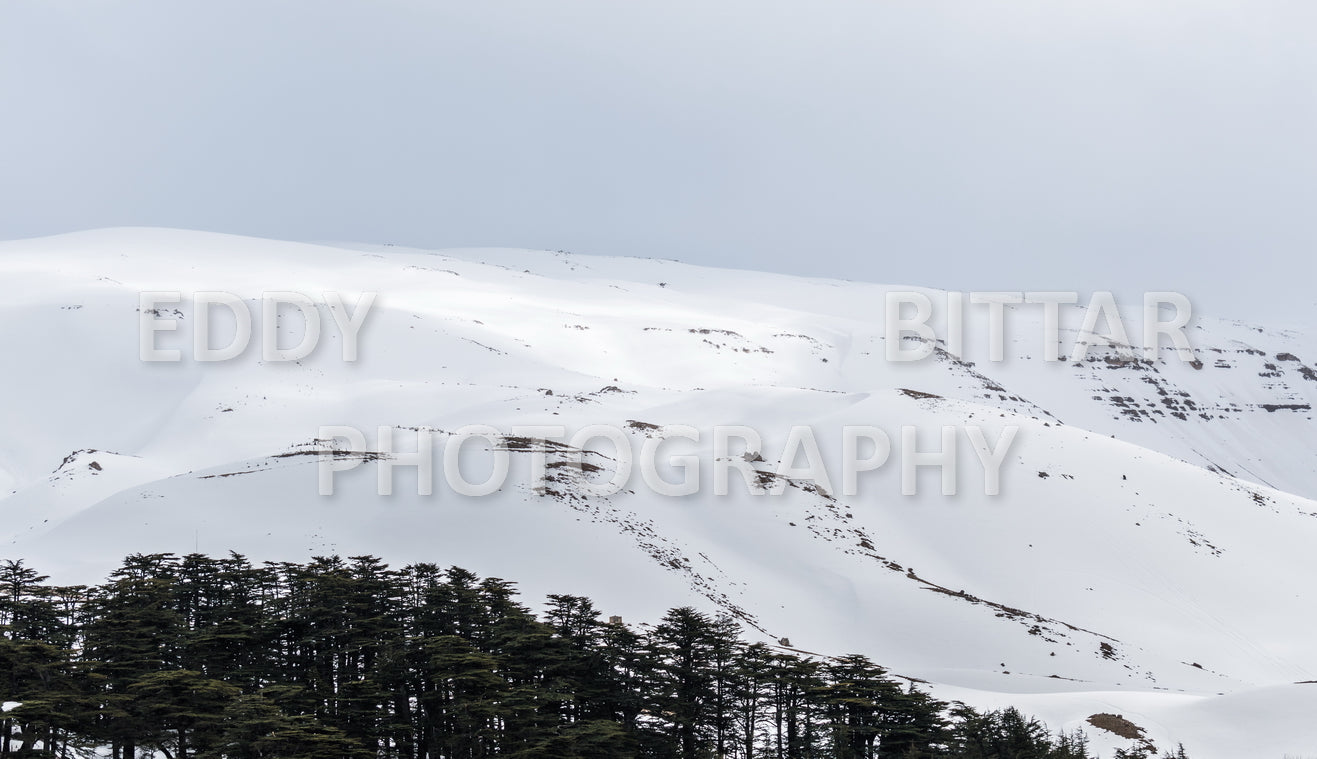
xmin=2 ymin=228 xmax=1314 ymax=756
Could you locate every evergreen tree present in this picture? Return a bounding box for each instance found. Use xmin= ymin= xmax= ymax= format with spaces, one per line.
xmin=769 ymin=651 xmax=826 ymax=759
xmin=202 ymin=693 xmax=370 ymax=759
xmin=729 ymin=642 xmax=776 ymax=759
xmin=650 ymin=607 xmax=720 ymax=759
xmin=0 ymin=552 xmax=1113 ymax=759
xmin=423 ymin=634 xmax=507 ymax=758
xmin=128 ymin=669 xmax=240 ymax=758
xmin=81 ymin=553 xmax=184 ymax=759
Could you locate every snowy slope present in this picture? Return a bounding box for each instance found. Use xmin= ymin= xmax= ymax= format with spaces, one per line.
xmin=1 ymin=228 xmax=1315 ymax=757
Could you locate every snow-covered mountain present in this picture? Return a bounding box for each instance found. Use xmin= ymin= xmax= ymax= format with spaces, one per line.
xmin=2 ymin=228 xmax=1315 ymax=757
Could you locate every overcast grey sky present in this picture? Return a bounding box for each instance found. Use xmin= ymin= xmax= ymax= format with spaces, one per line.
xmin=2 ymin=1 xmax=1313 ymax=324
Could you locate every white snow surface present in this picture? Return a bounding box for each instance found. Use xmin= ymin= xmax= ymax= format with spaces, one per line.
xmin=2 ymin=228 xmax=1315 ymax=757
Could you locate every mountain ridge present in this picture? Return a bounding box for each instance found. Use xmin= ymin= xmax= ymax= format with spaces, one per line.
xmin=2 ymin=227 xmax=1314 ymax=756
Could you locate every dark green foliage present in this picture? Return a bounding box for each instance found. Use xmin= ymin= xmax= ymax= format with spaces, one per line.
xmin=948 ymin=705 xmax=1099 ymax=759
xmin=0 ymin=554 xmax=1176 ymax=759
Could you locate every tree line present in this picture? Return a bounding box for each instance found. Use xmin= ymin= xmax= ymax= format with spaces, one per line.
xmin=0 ymin=553 xmax=1186 ymax=759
